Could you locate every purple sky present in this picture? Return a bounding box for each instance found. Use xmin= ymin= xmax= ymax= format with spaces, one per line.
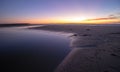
xmin=0 ymin=0 xmax=120 ymax=23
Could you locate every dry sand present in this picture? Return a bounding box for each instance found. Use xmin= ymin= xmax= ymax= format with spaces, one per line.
xmin=55 ymin=35 xmax=120 ymax=72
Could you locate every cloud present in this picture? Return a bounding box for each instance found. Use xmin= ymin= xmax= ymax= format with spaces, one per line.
xmin=85 ymin=17 xmax=117 ymax=21
xmin=85 ymin=13 xmax=120 ymax=21
xmin=82 ymin=13 xmax=120 ymax=24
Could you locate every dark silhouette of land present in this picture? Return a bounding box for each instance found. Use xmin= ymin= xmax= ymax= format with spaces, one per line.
xmin=0 ymin=23 xmax=30 ymax=27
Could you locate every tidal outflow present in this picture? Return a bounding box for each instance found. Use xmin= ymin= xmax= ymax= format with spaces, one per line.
xmin=0 ymin=26 xmax=71 ymax=72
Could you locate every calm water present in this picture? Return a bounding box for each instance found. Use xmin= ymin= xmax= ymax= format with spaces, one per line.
xmin=0 ymin=26 xmax=71 ymax=72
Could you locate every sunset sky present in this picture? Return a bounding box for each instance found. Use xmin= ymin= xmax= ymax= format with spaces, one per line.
xmin=0 ymin=0 xmax=120 ymax=24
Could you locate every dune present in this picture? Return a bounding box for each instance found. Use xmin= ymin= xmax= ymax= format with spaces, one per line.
xmin=29 ymin=24 xmax=120 ymax=72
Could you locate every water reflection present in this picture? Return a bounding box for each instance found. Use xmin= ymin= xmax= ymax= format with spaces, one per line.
xmin=0 ymin=27 xmax=70 ymax=72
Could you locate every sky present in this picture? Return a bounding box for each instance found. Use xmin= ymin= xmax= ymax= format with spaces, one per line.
xmin=0 ymin=0 xmax=120 ymax=24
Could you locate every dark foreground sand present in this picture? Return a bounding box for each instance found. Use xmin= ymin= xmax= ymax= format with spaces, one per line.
xmin=30 ymin=24 xmax=120 ymax=72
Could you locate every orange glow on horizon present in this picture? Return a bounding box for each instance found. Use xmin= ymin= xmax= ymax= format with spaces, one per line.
xmin=81 ymin=18 xmax=120 ymax=24
xmin=1 ymin=17 xmax=119 ymax=24
xmin=24 ymin=17 xmax=88 ymax=24
xmin=26 ymin=18 xmax=120 ymax=24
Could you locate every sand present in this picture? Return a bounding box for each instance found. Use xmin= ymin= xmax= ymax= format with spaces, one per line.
xmin=30 ymin=24 xmax=120 ymax=72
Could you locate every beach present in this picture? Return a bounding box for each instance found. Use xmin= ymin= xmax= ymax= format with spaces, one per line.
xmin=30 ymin=24 xmax=120 ymax=72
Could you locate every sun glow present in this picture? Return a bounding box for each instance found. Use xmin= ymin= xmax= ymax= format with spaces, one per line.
xmin=62 ymin=17 xmax=87 ymax=23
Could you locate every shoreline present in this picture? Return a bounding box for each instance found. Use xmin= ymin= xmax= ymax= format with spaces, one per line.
xmin=29 ymin=24 xmax=120 ymax=72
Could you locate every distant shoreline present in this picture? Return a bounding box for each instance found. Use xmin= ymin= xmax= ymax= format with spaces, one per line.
xmin=0 ymin=23 xmax=30 ymax=27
